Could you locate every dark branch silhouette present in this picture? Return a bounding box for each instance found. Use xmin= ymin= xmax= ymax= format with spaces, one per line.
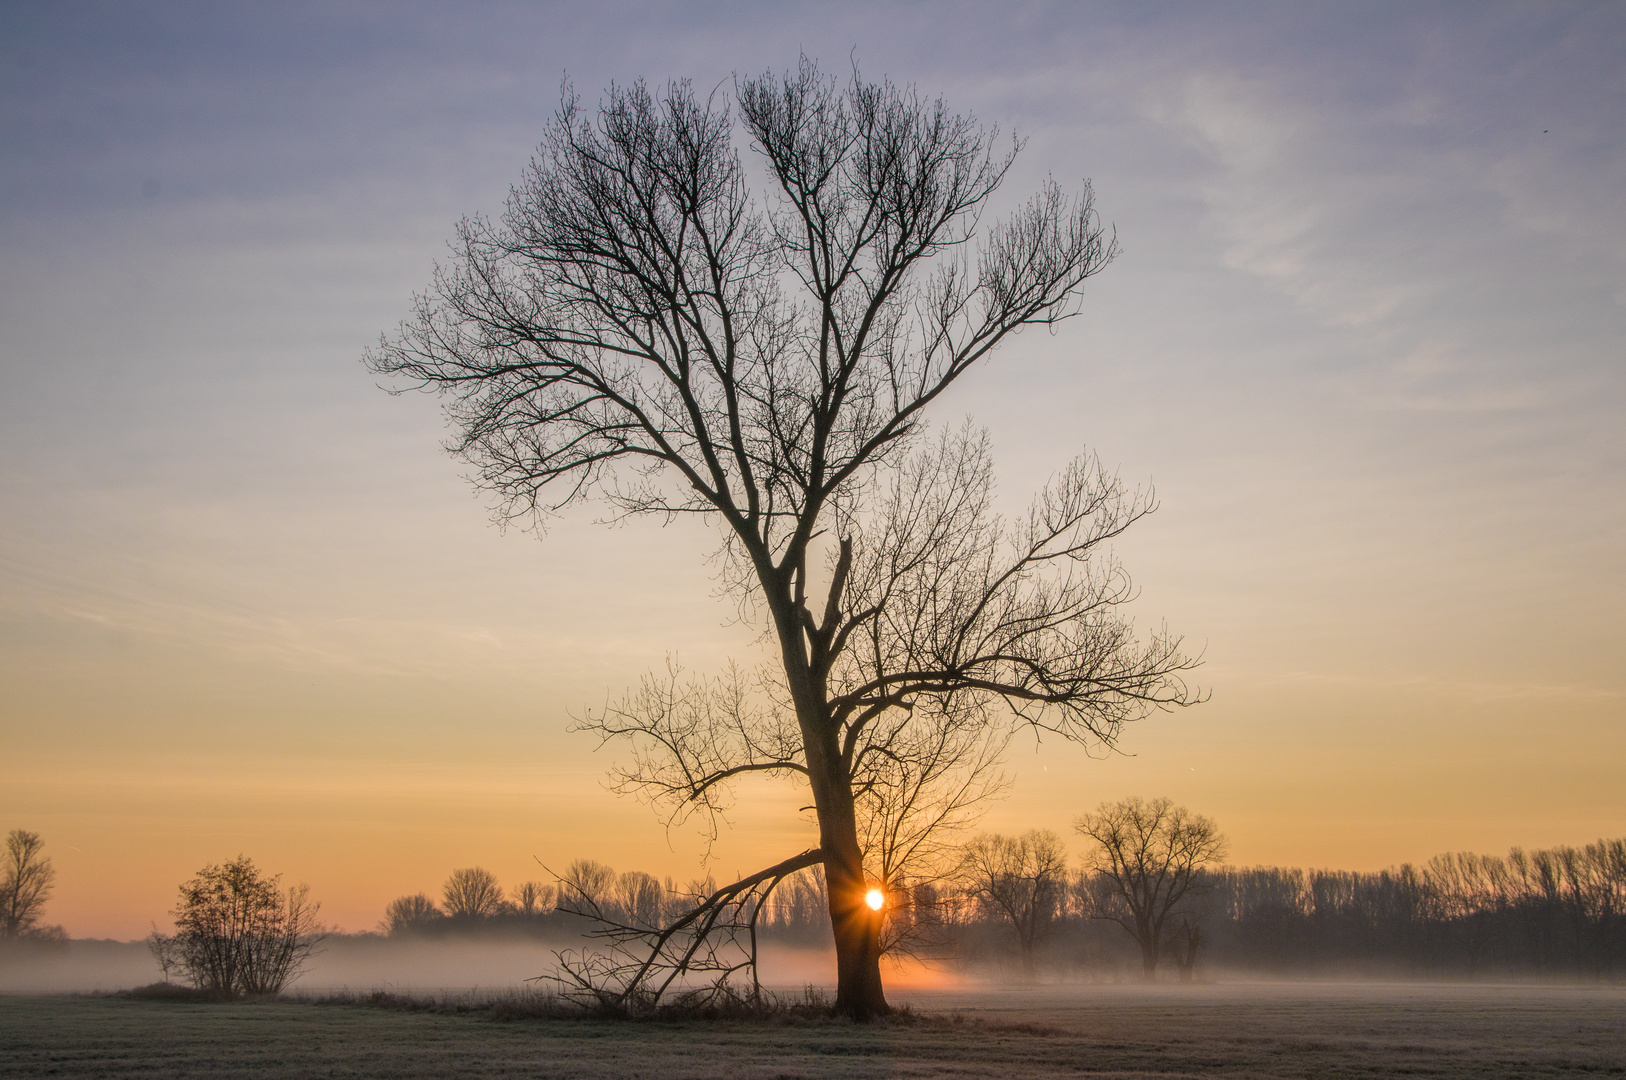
xmin=549 ymin=848 xmax=824 ymax=1014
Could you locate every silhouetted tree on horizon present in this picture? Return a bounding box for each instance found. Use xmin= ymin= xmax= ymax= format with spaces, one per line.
xmin=959 ymin=829 xmax=1068 ymax=980
xmin=558 ymin=859 xmax=617 ymax=915
xmin=381 ymin=893 xmax=444 ymax=935
xmin=442 ymin=867 xmax=506 ymax=919
xmin=1 ymin=829 xmax=58 ymax=942
xmin=1076 ymin=796 xmax=1226 ymax=979
xmin=370 ymin=58 xmax=1199 ymax=1018
xmin=514 ymin=881 xmax=555 ymax=917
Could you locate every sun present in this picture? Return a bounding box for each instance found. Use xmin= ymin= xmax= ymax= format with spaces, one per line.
xmin=864 ymin=888 xmax=885 ymax=911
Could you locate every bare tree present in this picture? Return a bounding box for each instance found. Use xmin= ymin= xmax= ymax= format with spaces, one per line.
xmin=163 ymin=856 xmax=325 ymax=996
xmin=443 ymin=867 xmax=506 ymax=919
xmin=381 ymin=893 xmax=444 ymax=935
xmin=768 ymin=866 xmax=829 ymax=938
xmin=1162 ymin=910 xmax=1205 ymax=981
xmin=371 ymin=59 xmax=1198 ymax=1018
xmin=1 ymin=830 xmax=56 ymax=940
xmin=514 ymin=880 xmax=555 ymax=917
xmin=613 ymin=871 xmax=669 ymax=928
xmin=146 ymin=926 xmax=182 ymax=981
xmin=1075 ymin=797 xmax=1226 ymax=979
xmin=559 ymin=859 xmax=618 ymax=914
xmin=959 ymin=829 xmax=1068 ymax=980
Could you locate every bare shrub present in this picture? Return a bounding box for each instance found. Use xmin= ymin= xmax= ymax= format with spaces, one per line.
xmin=157 ymin=855 xmax=326 ymax=996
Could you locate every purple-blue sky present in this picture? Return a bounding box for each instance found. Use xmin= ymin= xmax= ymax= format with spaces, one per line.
xmin=2 ymin=2 xmax=1623 ymax=938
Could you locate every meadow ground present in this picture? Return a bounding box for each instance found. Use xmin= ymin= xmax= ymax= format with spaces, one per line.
xmin=1 ymin=981 xmax=1622 ymax=1078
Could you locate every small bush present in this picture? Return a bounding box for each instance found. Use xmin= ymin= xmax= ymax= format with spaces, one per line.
xmin=152 ymin=855 xmax=326 ymax=997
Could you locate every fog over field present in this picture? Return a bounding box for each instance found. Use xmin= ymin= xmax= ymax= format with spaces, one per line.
xmin=0 ymin=935 xmax=847 ymax=997
xmin=4 ymin=930 xmax=1623 ymax=997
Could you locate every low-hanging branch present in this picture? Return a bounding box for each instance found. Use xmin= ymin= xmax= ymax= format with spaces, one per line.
xmin=549 ymin=848 xmax=825 ymax=1014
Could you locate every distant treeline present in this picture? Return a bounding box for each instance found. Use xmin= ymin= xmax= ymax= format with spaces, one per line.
xmin=1199 ymin=839 xmax=1626 ymax=977
xmin=380 ymin=860 xmax=833 ymax=943
xmin=383 ymin=838 xmax=1625 ymax=978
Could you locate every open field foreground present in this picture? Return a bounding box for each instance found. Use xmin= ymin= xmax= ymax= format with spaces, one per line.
xmin=2 ymin=983 xmax=1623 ymax=1079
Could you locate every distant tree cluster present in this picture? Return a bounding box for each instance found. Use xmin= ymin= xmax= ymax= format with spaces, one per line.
xmin=380 ymin=860 xmax=835 ymax=942
xmin=0 ymin=829 xmax=65 ymax=946
xmin=1201 ymin=838 xmax=1626 ymax=977
xmin=148 ymin=856 xmax=325 ymax=996
xmin=378 ymin=810 xmax=1624 ymax=982
xmin=949 ymin=831 xmax=1626 ymax=981
xmin=941 ymin=797 xmax=1224 ymax=981
xmin=374 ymin=798 xmax=1218 ymax=986
xmin=382 ymin=865 xmax=563 ymax=935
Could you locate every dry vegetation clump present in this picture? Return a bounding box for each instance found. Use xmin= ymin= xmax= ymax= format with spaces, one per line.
xmin=302 ymin=987 xmax=573 ymax=1021
xmin=120 ymin=982 xmax=234 ymax=1002
xmin=301 ymin=985 xmax=859 ymax=1024
xmin=294 ymin=985 xmax=1069 ymax=1034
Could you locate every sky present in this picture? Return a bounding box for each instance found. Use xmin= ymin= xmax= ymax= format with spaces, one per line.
xmin=2 ymin=1 xmax=1623 ymax=940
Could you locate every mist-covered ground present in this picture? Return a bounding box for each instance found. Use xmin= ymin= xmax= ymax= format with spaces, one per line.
xmin=7 ymin=931 xmax=1626 ymax=996
xmin=3 ymin=982 xmax=1623 ymax=1079
xmin=0 ymin=934 xmax=847 ymax=994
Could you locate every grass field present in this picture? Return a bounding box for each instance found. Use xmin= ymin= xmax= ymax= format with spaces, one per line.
xmin=2 ymin=982 xmax=1623 ymax=1078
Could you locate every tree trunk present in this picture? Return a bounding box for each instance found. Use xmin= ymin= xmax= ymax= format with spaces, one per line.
xmin=824 ymin=845 xmax=888 ymax=1020
xmin=759 ymin=555 xmax=890 ymax=1021
xmin=1136 ymin=915 xmax=1158 ymax=981
xmin=810 ymin=749 xmax=889 ymax=1019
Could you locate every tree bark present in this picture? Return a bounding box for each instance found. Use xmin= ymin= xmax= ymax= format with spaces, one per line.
xmin=764 ymin=558 xmax=890 ymax=1021
xmin=807 ymin=721 xmax=888 ymax=1018
xmin=825 ymin=845 xmax=887 ymax=1019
